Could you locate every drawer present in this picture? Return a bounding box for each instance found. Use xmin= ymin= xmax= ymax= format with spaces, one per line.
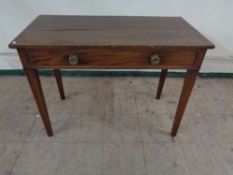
xmin=25 ymin=48 xmax=197 ymax=69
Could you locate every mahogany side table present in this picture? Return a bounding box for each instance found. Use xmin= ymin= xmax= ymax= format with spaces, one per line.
xmin=9 ymin=15 xmax=214 ymax=137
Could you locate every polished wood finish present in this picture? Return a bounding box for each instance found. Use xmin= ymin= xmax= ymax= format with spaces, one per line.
xmin=23 ymin=48 xmax=197 ymax=69
xmin=54 ymin=69 xmax=65 ymax=100
xmin=9 ymin=15 xmax=214 ymax=49
xmin=156 ymin=69 xmax=168 ymax=99
xmin=22 ymin=68 xmax=53 ymax=136
xmin=171 ymin=69 xmax=199 ymax=136
xmin=18 ymin=49 xmax=53 ymax=136
xmin=9 ymin=15 xmax=214 ymax=137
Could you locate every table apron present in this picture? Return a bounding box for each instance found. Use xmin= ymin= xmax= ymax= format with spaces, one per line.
xmin=17 ymin=48 xmax=207 ymax=70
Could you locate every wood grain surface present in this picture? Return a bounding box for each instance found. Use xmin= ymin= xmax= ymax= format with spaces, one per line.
xmin=9 ymin=15 xmax=214 ymax=49
xmin=22 ymin=48 xmax=197 ymax=69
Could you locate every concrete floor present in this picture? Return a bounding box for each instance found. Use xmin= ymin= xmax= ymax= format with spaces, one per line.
xmin=0 ymin=76 xmax=233 ymax=175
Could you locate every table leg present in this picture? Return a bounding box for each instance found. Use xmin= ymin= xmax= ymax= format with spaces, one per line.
xmin=171 ymin=69 xmax=199 ymax=137
xmin=25 ymin=69 xmax=53 ymax=136
xmin=156 ymin=69 xmax=168 ymax=99
xmin=54 ymin=69 xmax=65 ymax=100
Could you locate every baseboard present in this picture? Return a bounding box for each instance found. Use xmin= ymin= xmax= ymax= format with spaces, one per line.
xmin=0 ymin=69 xmax=233 ymax=78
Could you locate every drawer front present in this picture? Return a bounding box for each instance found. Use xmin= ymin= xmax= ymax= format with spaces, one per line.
xmin=25 ymin=48 xmax=197 ymax=68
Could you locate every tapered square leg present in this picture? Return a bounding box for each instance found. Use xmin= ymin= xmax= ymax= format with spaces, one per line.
xmin=54 ymin=69 xmax=65 ymax=100
xmin=25 ymin=69 xmax=53 ymax=137
xmin=171 ymin=69 xmax=199 ymax=137
xmin=156 ymin=69 xmax=168 ymax=99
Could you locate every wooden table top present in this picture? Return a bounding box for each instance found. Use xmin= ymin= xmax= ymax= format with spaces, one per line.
xmin=9 ymin=15 xmax=214 ymax=49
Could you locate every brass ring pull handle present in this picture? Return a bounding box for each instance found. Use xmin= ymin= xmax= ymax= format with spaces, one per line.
xmin=150 ymin=54 xmax=160 ymax=65
xmin=69 ymin=54 xmax=79 ymax=65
